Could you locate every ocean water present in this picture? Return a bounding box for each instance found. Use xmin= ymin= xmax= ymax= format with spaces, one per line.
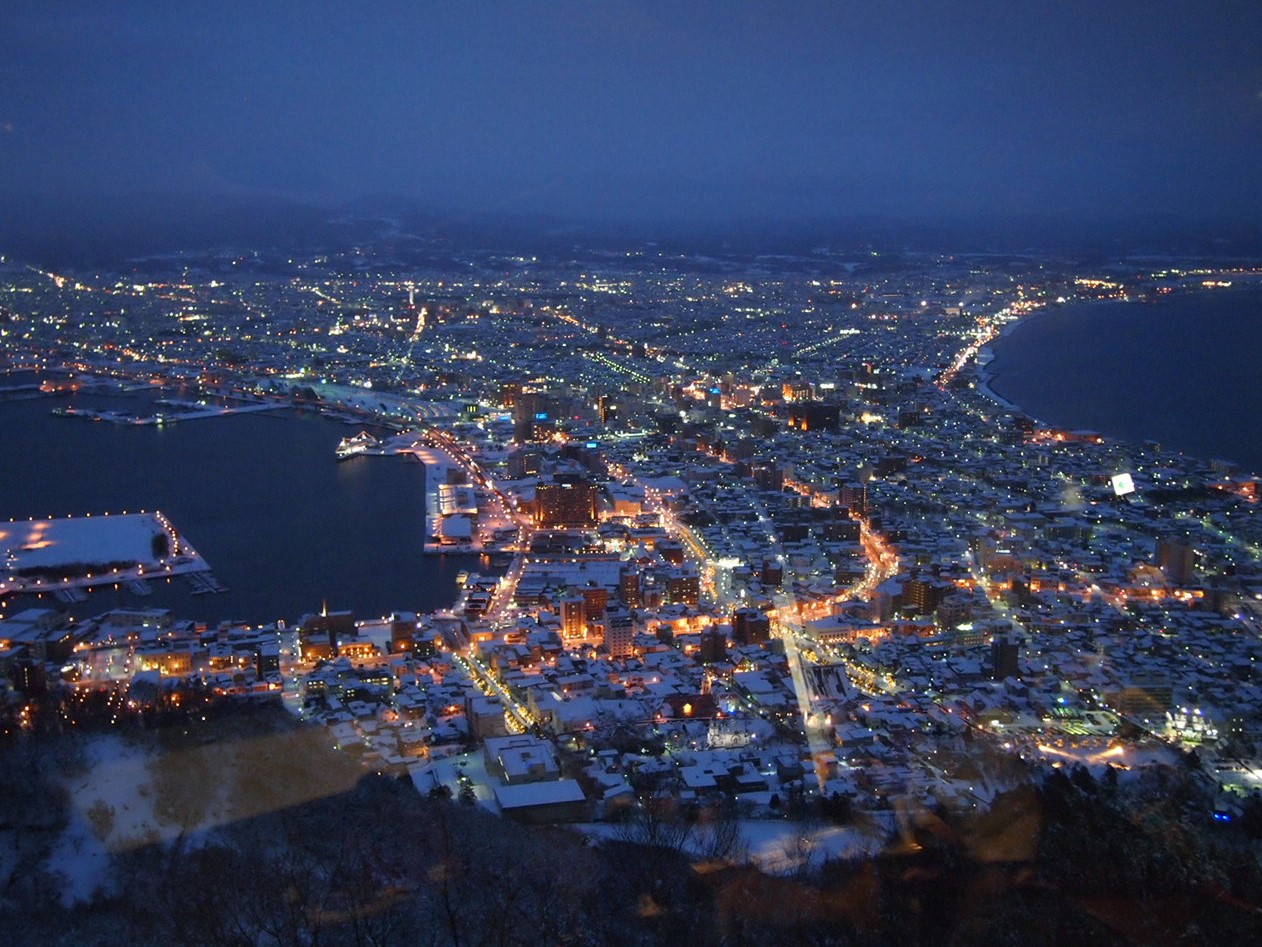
xmin=986 ymin=289 xmax=1262 ymax=476
xmin=0 ymin=387 xmax=485 ymax=625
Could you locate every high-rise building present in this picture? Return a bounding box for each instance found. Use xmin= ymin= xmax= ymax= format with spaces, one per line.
xmin=732 ymin=607 xmax=771 ymax=646
xmin=838 ymin=481 xmax=867 ymax=515
xmin=935 ymin=594 xmax=971 ymax=629
xmin=1156 ymin=537 xmax=1196 ymax=585
xmin=506 ymin=447 xmax=543 ymax=479
xmin=535 ymin=480 xmax=599 ymax=528
xmin=904 ymin=575 xmax=953 ymax=616
xmin=580 ymin=582 xmax=609 ymax=624
xmin=759 ymin=559 xmax=783 ymax=588
xmin=604 ymin=604 xmax=634 ymax=659
xmin=665 ymin=568 xmax=700 ymax=606
xmin=990 ymin=634 xmax=1022 ymax=680
xmin=618 ymin=566 xmax=642 ymax=608
xmin=788 ymin=401 xmax=841 ymax=432
xmin=255 ymin=643 xmax=280 ymax=679
xmin=390 ymin=612 xmax=418 ymax=652
xmin=782 ymin=380 xmax=813 ymax=402
xmin=751 ymin=462 xmax=784 ymax=491
xmin=560 ymin=593 xmax=587 ymax=639
xmin=466 ymin=695 xmax=508 ymax=739
xmin=658 ymin=540 xmax=685 ymax=565
xmin=598 ymin=394 xmax=618 ymax=425
xmin=697 ymin=627 xmax=726 ymax=663
xmin=1105 ymin=674 xmax=1173 ymax=718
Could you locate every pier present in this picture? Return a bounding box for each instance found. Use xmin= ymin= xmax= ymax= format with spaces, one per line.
xmin=51 ymin=400 xmax=282 ymax=426
xmin=0 ymin=511 xmax=216 ymax=598
xmin=186 ymin=571 xmax=228 ymax=595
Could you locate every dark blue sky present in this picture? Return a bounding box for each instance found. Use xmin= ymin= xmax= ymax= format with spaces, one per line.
xmin=4 ymin=1 xmax=1261 ymax=225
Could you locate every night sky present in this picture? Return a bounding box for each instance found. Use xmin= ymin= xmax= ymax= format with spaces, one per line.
xmin=3 ymin=1 xmax=1261 ymax=227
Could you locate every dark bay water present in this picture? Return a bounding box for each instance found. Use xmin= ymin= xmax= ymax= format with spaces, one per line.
xmin=0 ymin=387 xmax=484 ymax=625
xmin=987 ymin=289 xmax=1262 ymax=476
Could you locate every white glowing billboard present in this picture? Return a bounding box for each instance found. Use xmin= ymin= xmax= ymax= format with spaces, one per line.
xmin=1111 ymin=473 xmax=1135 ymax=496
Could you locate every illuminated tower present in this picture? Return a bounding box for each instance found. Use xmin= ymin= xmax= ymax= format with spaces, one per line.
xmin=604 ymin=604 xmax=634 ymax=659
xmin=534 ymin=480 xmax=599 ymax=527
xmin=560 ymin=593 xmax=587 ymax=640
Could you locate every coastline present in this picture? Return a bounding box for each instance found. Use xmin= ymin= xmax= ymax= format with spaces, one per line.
xmin=973 ymin=287 xmax=1262 ymax=475
xmin=0 ymin=388 xmax=481 ymax=624
xmin=976 ymin=295 xmax=1139 ymax=412
xmin=974 ymin=303 xmax=1062 ymax=415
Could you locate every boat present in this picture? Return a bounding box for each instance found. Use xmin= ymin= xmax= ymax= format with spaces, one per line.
xmin=335 ymin=430 xmax=380 ymax=460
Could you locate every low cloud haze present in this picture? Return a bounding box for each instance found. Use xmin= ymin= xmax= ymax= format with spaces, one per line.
xmin=3 ymin=2 xmax=1260 ymax=251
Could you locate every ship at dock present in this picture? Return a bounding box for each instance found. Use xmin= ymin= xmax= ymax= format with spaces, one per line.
xmin=335 ymin=430 xmax=381 ymax=460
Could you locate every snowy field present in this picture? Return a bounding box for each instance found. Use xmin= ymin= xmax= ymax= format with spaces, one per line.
xmin=0 ymin=511 xmax=208 ymax=593
xmin=570 ymin=816 xmax=889 ymax=875
xmin=48 ymin=727 xmax=362 ymax=906
xmin=49 ymin=736 xmax=164 ymax=905
xmin=1026 ymin=738 xmax=1183 ymax=776
xmin=1 ymin=512 xmax=169 ymax=571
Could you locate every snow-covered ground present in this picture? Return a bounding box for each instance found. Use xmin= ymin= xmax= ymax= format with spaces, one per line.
xmin=409 ymin=749 xmax=502 ymax=814
xmin=49 ymin=735 xmax=158 ymax=905
xmin=740 ymin=819 xmax=887 ymax=873
xmin=570 ymin=817 xmax=888 ymax=874
xmin=1027 ymin=739 xmax=1182 ymax=777
xmin=0 ymin=511 xmax=210 ymax=594
xmin=47 ymin=727 xmax=361 ymax=906
xmin=3 ymin=513 xmax=166 ymax=571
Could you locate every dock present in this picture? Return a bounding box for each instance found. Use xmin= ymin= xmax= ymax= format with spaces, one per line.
xmin=186 ymin=571 xmax=229 ymax=595
xmin=52 ymin=401 xmax=282 ymax=426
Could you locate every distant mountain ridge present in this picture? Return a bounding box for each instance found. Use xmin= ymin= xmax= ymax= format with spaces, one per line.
xmin=2 ymin=188 xmax=1260 ymax=267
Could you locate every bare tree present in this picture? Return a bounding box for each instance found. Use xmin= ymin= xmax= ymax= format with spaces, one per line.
xmin=616 ymin=793 xmax=694 ymax=853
